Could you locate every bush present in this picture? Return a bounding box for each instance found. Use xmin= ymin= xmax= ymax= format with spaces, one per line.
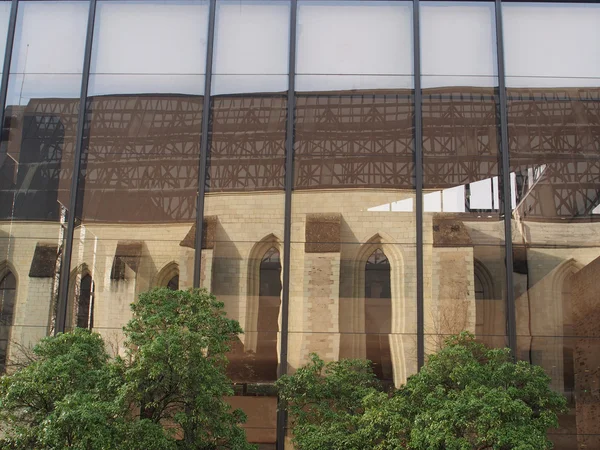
xmin=278 ymin=332 xmax=567 ymax=450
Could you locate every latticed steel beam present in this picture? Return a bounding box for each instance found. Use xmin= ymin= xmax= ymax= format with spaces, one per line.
xmin=0 ymin=87 xmax=598 ymax=222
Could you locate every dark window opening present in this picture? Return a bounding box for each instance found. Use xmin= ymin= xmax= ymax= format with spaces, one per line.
xmin=76 ymin=274 xmax=94 ymax=330
xmin=0 ymin=272 xmax=16 ymax=373
xmin=256 ymin=247 xmax=281 ymax=382
xmin=365 ymin=249 xmax=392 ymax=381
xmin=167 ymin=275 xmax=179 ymax=291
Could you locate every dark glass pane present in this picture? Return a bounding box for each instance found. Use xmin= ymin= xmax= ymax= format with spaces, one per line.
xmin=225 ymin=395 xmax=277 ymax=447
xmin=289 ymin=241 xmax=417 ymax=387
xmin=77 ymin=95 xmax=203 ymax=223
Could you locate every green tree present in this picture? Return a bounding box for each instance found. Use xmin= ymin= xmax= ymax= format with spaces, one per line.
xmin=0 ymin=328 xmax=171 ymax=449
xmin=119 ymin=288 xmax=255 ymax=450
xmin=0 ymin=288 xmax=256 ymax=450
xmin=279 ymin=333 xmax=567 ymax=450
xmin=277 ymin=354 xmax=381 ymax=450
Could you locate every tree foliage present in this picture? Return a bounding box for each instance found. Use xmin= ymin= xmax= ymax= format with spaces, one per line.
xmin=0 ymin=328 xmax=169 ymax=449
xmin=120 ymin=288 xmax=255 ymax=450
xmin=277 ymin=354 xmax=381 ymax=450
xmin=278 ymin=332 xmax=567 ymax=450
xmin=0 ymin=288 xmax=255 ymax=450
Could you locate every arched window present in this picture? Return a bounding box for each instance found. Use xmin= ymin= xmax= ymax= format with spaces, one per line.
xmin=0 ymin=271 xmax=16 ymax=372
xmin=256 ymin=247 xmax=281 ymax=381
xmin=155 ymin=262 xmax=179 ymax=291
xmin=365 ymin=249 xmax=392 ymax=381
xmin=76 ymin=274 xmax=94 ymax=330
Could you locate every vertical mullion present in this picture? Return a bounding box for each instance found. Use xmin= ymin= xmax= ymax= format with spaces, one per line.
xmin=55 ymin=0 xmax=96 ymax=335
xmin=193 ymin=0 xmax=216 ymax=288
xmin=413 ymin=0 xmax=424 ymax=370
xmin=494 ymin=0 xmax=517 ymax=357
xmin=0 ymin=0 xmax=17 ymax=241
xmin=277 ymin=0 xmax=297 ymax=447
xmin=0 ymin=0 xmax=17 ymax=129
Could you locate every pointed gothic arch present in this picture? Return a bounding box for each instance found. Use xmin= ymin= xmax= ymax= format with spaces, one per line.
xmin=473 ymin=259 xmax=496 ymax=342
xmin=155 ymin=261 xmax=179 ymax=290
xmin=340 ymin=233 xmax=414 ymax=386
xmin=552 ymin=259 xmax=583 ymax=402
xmin=66 ymin=264 xmax=94 ymax=332
xmin=364 ymin=248 xmax=392 ymax=380
xmin=245 ymin=234 xmax=282 ymax=355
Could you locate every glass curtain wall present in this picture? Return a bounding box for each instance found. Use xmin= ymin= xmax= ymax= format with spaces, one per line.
xmin=0 ymin=1 xmax=597 ymax=448
xmin=420 ymin=1 xmax=507 ymax=353
xmin=0 ymin=0 xmax=87 ymax=368
xmin=202 ymin=1 xmax=291 ymax=447
xmin=69 ymin=0 xmax=209 ymax=348
xmin=503 ymin=3 xmax=600 ymax=448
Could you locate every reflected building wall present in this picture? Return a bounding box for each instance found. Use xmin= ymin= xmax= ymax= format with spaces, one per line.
xmin=0 ymin=84 xmax=598 ymax=450
xmin=0 ymin=1 xmax=597 ymax=449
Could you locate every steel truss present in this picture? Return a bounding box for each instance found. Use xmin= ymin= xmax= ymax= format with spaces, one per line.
xmin=0 ymin=87 xmax=598 ymax=222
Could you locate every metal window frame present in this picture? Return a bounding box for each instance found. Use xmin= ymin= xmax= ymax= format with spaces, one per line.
xmin=0 ymin=0 xmax=16 ymax=120
xmin=55 ymin=0 xmax=96 ymax=334
xmin=413 ymin=0 xmax=425 ymax=369
xmin=277 ymin=1 xmax=297 ymax=447
xmin=494 ymin=0 xmax=517 ymax=356
xmin=193 ymin=0 xmax=216 ymax=288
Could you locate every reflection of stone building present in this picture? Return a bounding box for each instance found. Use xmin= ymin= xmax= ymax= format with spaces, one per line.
xmin=0 ymin=87 xmax=598 ymax=449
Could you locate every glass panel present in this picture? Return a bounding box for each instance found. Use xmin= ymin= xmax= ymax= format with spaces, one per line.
xmin=288 ymin=332 xmax=418 ymax=387
xmin=204 ymin=6 xmax=290 ymax=442
xmin=70 ymin=0 xmax=208 ymax=345
xmin=225 ymin=394 xmax=277 ymax=448
xmin=291 ymin=1 xmax=415 ymax=394
xmin=420 ymin=2 xmax=498 ymax=82
xmin=420 ymin=2 xmax=497 ymax=88
xmin=296 ymin=0 xmax=413 ymax=91
xmin=503 ymin=3 xmax=600 ymax=84
xmin=420 ymin=2 xmax=506 ymax=353
xmin=508 ymin=85 xmax=600 ymax=449
xmin=0 ymin=1 xmax=88 ymax=366
xmin=212 ymin=0 xmax=289 ymax=95
xmin=505 ymin=5 xmax=600 ymax=446
xmin=89 ymin=0 xmax=208 ymax=95
xmin=0 ymin=1 xmax=12 ymax=79
xmin=200 ymin=239 xmax=283 ymax=447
